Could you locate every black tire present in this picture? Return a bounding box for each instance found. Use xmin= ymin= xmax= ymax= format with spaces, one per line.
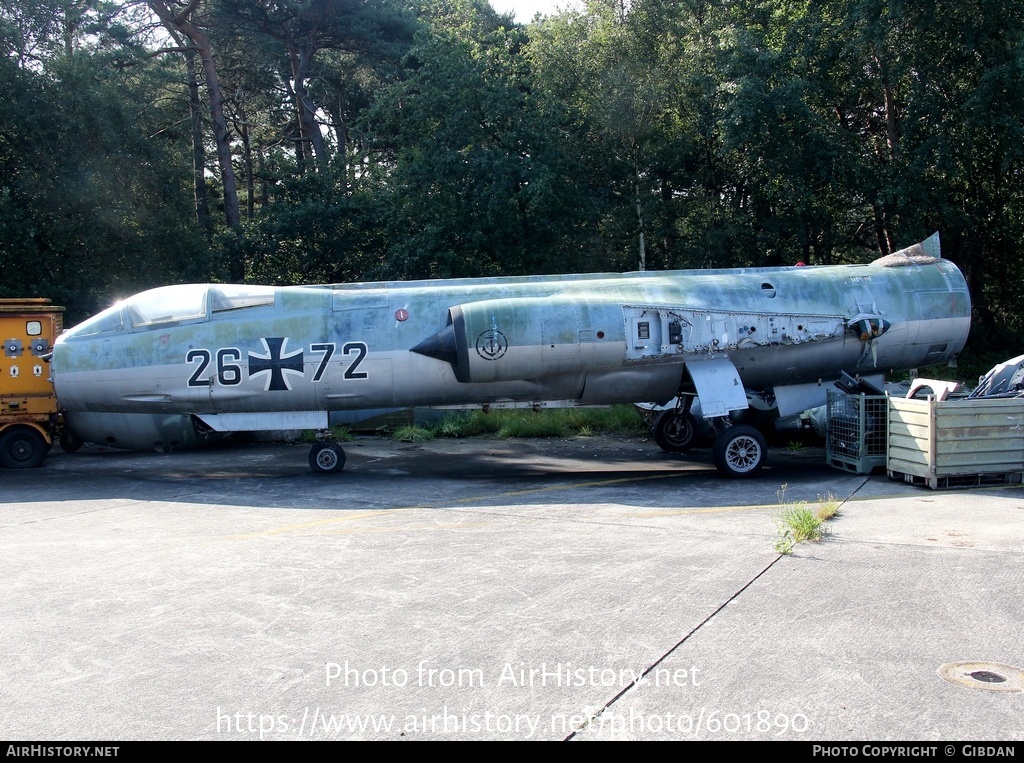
xmin=712 ymin=425 xmax=767 ymax=478
xmin=0 ymin=426 xmax=49 ymax=469
xmin=59 ymin=427 xmax=83 ymax=453
xmin=653 ymin=410 xmax=698 ymax=453
xmin=309 ymin=441 xmax=346 ymax=473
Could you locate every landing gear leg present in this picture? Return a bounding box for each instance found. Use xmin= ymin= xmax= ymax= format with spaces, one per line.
xmin=59 ymin=426 xmax=83 ymax=453
xmin=309 ymin=441 xmax=346 ymax=473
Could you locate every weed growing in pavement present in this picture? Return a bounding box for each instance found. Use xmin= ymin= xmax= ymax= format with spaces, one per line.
xmin=773 ymin=484 xmax=840 ymax=554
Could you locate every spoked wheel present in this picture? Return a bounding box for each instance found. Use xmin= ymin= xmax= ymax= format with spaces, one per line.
xmin=653 ymin=410 xmax=698 ymax=453
xmin=309 ymin=441 xmax=346 ymax=473
xmin=712 ymin=425 xmax=767 ymax=478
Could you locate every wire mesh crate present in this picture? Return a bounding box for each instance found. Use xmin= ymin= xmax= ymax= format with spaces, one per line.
xmin=826 ymin=391 xmax=888 ymax=474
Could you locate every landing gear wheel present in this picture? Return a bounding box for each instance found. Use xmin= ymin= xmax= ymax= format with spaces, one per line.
xmin=653 ymin=410 xmax=698 ymax=453
xmin=309 ymin=441 xmax=346 ymax=473
xmin=0 ymin=426 xmax=48 ymax=469
xmin=59 ymin=427 xmax=83 ymax=453
xmin=712 ymin=425 xmax=767 ymax=478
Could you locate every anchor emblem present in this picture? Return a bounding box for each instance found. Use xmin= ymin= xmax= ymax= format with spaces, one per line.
xmin=475 ymin=329 xmax=508 ymax=361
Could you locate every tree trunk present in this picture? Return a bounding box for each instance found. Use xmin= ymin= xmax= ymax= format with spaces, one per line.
xmin=633 ymin=142 xmax=646 ymax=270
xmin=236 ymin=100 xmax=255 ymax=219
xmin=147 ymin=1 xmax=241 ymax=232
xmin=185 ymin=48 xmax=211 ymax=235
xmin=288 ymin=43 xmax=329 ymax=169
xmin=325 ymin=98 xmax=349 ymax=188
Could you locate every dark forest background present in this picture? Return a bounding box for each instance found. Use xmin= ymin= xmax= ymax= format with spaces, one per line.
xmin=2 ymin=0 xmax=1022 ymax=373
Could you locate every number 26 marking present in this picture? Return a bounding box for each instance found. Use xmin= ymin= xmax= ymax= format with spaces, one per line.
xmin=187 ymin=348 xmax=243 ymax=386
xmin=187 ymin=349 xmax=211 ymax=386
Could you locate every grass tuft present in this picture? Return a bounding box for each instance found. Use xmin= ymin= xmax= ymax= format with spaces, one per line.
xmin=814 ymin=493 xmax=840 ymax=522
xmin=773 ymin=484 xmax=839 ymax=554
xmin=328 ymin=426 xmax=355 ymax=442
xmin=391 ymin=425 xmax=434 ymax=443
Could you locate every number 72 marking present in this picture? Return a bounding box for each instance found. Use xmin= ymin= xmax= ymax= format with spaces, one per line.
xmin=310 ymin=343 xmax=334 ymax=381
xmin=310 ymin=341 xmax=368 ymax=381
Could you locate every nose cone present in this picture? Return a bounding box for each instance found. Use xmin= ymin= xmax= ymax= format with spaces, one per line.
xmin=411 ymin=323 xmax=459 ymax=368
xmin=49 ymin=323 xmax=119 ymax=411
xmin=49 ymin=334 xmax=71 ymax=398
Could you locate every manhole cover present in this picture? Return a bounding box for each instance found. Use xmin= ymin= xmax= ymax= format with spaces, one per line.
xmin=938 ymin=662 xmax=1024 ymax=692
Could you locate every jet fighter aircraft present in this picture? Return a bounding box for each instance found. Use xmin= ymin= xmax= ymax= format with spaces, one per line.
xmin=51 ymin=233 xmax=970 ymax=477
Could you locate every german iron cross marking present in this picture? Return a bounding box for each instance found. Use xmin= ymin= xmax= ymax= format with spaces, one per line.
xmin=248 ymin=337 xmax=304 ymax=391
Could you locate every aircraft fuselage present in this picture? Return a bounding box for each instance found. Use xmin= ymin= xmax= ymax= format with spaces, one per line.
xmin=51 ymin=242 xmax=971 ymax=463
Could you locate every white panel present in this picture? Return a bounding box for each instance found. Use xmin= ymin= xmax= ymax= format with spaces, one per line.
xmin=685 ymin=359 xmax=747 ymax=417
xmin=197 ymin=411 xmax=328 ymax=432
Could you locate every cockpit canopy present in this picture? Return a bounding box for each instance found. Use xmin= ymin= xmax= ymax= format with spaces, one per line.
xmin=63 ymin=284 xmax=276 ymax=338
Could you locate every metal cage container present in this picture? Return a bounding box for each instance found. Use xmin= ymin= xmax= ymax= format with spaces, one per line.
xmin=826 ymin=391 xmax=889 ymax=474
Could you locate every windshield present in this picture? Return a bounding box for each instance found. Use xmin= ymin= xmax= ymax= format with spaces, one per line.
xmin=211 ymin=284 xmax=275 ymax=312
xmin=125 ymin=284 xmax=209 ymax=328
xmin=63 ymin=284 xmax=211 ymax=338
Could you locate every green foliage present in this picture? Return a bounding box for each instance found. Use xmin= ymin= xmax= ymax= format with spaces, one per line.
xmin=391 ymin=425 xmax=435 ymax=443
xmin=361 ymin=0 xmax=600 ymax=278
xmin=431 ymin=412 xmax=498 ymax=438
xmin=566 ymin=405 xmax=650 ymax=436
xmin=430 ymin=405 xmax=647 ymax=439
xmin=495 ymin=414 xmax=572 ymax=439
xmin=240 ymin=172 xmax=380 ymax=285
xmin=328 ymin=426 xmax=355 ymax=443
xmin=815 ymin=494 xmax=840 ymax=522
xmin=773 ymin=484 xmax=840 ymax=554
xmin=303 ymin=426 xmax=354 ymax=443
xmin=0 ymin=0 xmax=1021 ymax=366
xmin=0 ymin=41 xmax=214 ymax=318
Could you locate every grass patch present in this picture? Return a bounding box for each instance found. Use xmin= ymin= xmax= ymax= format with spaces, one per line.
xmin=327 ymin=426 xmax=354 ymax=442
xmin=496 ymin=414 xmax=572 ymax=438
xmin=302 ymin=426 xmax=355 ymax=443
xmin=391 ymin=425 xmax=434 ymax=443
xmin=430 ymin=411 xmax=504 ymax=438
xmin=815 ymin=494 xmax=840 ymax=521
xmin=429 ymin=405 xmax=648 ymax=439
xmin=773 ymin=485 xmax=840 ymax=554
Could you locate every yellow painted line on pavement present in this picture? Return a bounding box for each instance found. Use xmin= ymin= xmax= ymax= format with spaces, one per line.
xmin=451 ymin=471 xmax=684 ymax=503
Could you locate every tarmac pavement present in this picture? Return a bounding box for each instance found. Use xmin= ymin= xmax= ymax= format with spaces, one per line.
xmin=1 ymin=436 xmax=1021 ymax=740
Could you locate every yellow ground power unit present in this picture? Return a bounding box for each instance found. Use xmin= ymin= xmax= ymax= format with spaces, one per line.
xmin=0 ymin=298 xmax=65 ymax=468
